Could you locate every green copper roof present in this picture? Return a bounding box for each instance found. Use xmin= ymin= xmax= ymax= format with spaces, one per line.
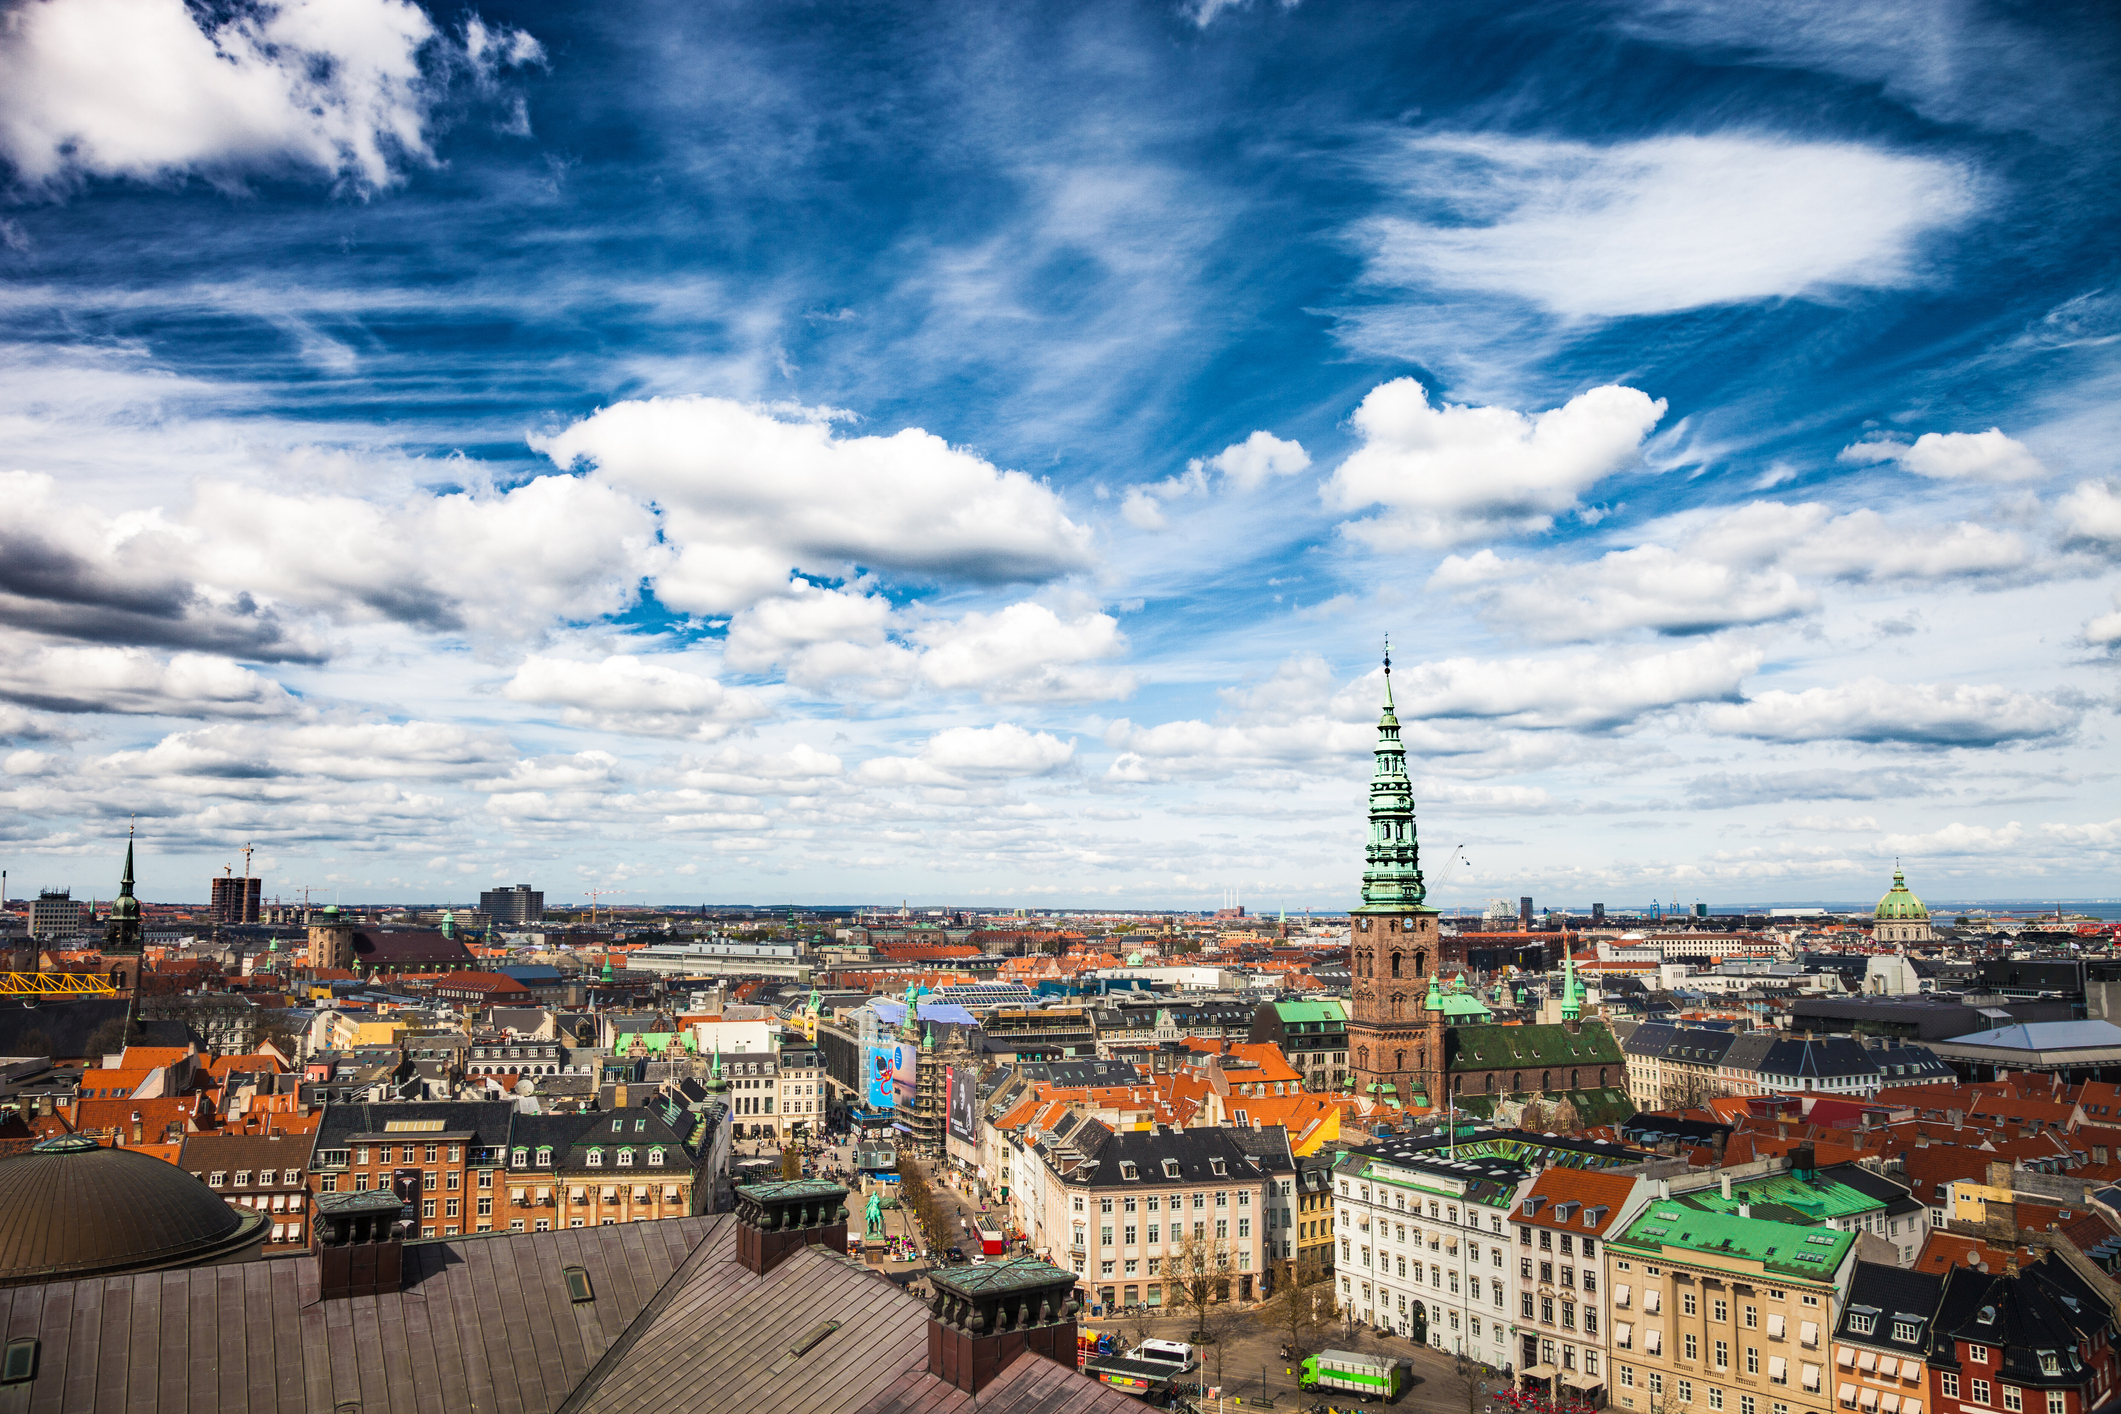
xmin=1355 ymin=639 xmax=1428 ymax=914
xmin=1436 ymin=981 xmax=1493 ymax=1021
xmin=1613 ymin=1204 xmax=1856 ymax=1281
xmin=1875 ymin=867 xmax=1928 ymax=921
xmin=109 ymin=829 xmax=140 ymax=925
xmin=1447 ymin=1020 xmax=1622 ymax=1071
xmin=1273 ymin=999 xmax=1347 ymax=1025
xmin=1675 ymin=1172 xmax=1886 ymax=1223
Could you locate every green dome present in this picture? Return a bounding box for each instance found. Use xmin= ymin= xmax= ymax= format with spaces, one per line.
xmin=1876 ymin=868 xmax=1928 ymax=921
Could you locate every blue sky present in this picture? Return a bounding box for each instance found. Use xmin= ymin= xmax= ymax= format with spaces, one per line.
xmin=1 ymin=0 xmax=2117 ymax=909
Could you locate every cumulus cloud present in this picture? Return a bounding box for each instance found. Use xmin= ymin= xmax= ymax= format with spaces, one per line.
xmin=533 ymin=396 xmax=1097 ymax=614
xmin=1838 ymin=428 xmax=2047 ymax=482
xmin=1390 ymin=642 xmax=1759 ymax=730
xmin=193 ymin=474 xmax=657 ymax=637
xmin=0 ymin=639 xmax=298 ymax=717
xmin=0 ymin=0 xmax=542 ymax=191
xmin=1360 ymin=133 xmax=1978 ymax=317
xmin=678 ymin=743 xmax=843 ymax=796
xmin=2059 ymin=481 xmax=2121 ymax=555
xmin=2085 ymin=590 xmax=2121 ymax=651
xmin=1684 ymin=768 xmax=1939 ymax=809
xmin=1197 ymin=431 xmax=1311 ymax=492
xmin=1880 ymin=820 xmax=2024 ymax=855
xmin=1435 ymin=500 xmax=2030 ymax=642
xmin=502 ymin=653 xmax=767 ymax=740
xmin=1326 ymin=379 xmax=1665 ymax=547
xmin=912 ymin=601 xmax=1135 ymax=703
xmin=0 ymin=472 xmax=325 ymax=660
xmin=1701 ymin=678 xmax=2081 ymax=747
xmin=858 ymin=724 xmax=1075 ymax=787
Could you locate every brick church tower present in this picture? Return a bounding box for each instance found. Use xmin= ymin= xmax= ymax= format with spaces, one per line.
xmin=1346 ymin=644 xmax=1456 ymax=1113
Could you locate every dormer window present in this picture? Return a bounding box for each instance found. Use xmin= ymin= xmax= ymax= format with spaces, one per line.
xmin=1163 ymin=1160 xmax=1182 ymax=1179
xmin=648 ymin=1148 xmax=664 ymax=1166
xmin=1120 ymin=1161 xmax=1139 ymax=1180
xmin=537 ymin=1147 xmax=553 ymax=1167
xmin=1209 ymin=1157 xmax=1226 ymax=1176
xmin=618 ymin=1149 xmax=635 ymax=1166
xmin=512 ymin=1147 xmax=528 ymax=1166
xmin=587 ymin=1149 xmax=603 ymax=1166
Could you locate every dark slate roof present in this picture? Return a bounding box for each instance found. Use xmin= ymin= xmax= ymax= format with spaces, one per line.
xmin=0 ymin=997 xmax=134 ymax=1059
xmin=1819 ymin=1163 xmax=1927 ymax=1218
xmin=1834 ymin=1261 xmax=1944 ymax=1355
xmin=1931 ymin=1258 xmax=2109 ymax=1386
xmin=510 ymin=1112 xmax=600 ymax=1163
xmin=1229 ymin=1124 xmax=1296 ymax=1175
xmin=1063 ymin=1123 xmax=1264 ymax=1189
xmin=1622 ymin=1022 xmax=1679 ymax=1057
xmin=349 ymin=929 xmax=474 ymax=967
xmin=1757 ymin=1035 xmax=1885 ymax=1079
xmin=1720 ymin=1031 xmax=1779 ymax=1073
xmin=313 ymin=1099 xmax=517 ymax=1152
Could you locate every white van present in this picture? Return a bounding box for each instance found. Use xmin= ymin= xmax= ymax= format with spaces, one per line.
xmin=1133 ymin=1339 xmax=1196 ymax=1368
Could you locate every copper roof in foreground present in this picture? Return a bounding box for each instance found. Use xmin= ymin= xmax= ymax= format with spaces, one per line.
xmin=0 ymin=1137 xmax=268 ymax=1285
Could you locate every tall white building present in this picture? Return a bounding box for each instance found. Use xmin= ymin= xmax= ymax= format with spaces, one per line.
xmin=1331 ymin=1138 xmax=1533 ymax=1361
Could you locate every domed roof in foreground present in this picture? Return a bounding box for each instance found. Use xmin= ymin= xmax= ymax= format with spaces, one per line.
xmin=1876 ymin=867 xmax=1929 ymax=921
xmin=0 ymin=1136 xmax=268 ymax=1286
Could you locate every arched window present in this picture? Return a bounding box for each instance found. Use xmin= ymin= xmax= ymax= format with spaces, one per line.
xmin=1484 ymin=1073 xmax=1496 ymax=1094
xmin=1390 ymin=992 xmax=1404 ymax=1019
xmin=1417 ymin=1048 xmax=1426 ymax=1074
xmin=1395 ymin=1050 xmax=1405 ymax=1071
xmin=1512 ymin=1072 xmax=1522 ymax=1092
xmin=1413 ymin=951 xmax=1427 ymax=978
xmin=1570 ymin=1069 xmax=1579 ymax=1089
xmin=1453 ymin=1074 xmax=1464 ymax=1095
xmin=1391 ymin=952 xmax=1402 ymax=979
xmin=1599 ymin=1067 xmax=1609 ymax=1087
xmin=1541 ymin=1070 xmax=1552 ymax=1092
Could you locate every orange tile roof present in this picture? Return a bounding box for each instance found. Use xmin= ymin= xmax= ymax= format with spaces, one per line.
xmin=1518 ymin=1167 xmax=1639 ymax=1232
xmin=74 ymin=1069 xmax=155 ymax=1100
xmin=206 ymin=1053 xmax=286 ymax=1078
xmin=118 ymin=1047 xmax=193 ymax=1068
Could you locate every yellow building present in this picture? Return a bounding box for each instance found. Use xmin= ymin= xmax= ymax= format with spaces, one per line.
xmin=1607 ymin=1200 xmax=1852 ymax=1414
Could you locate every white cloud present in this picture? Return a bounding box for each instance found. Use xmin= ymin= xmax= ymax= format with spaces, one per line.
xmin=0 ymin=0 xmax=540 ymax=191
xmin=0 ymin=638 xmax=298 ymax=717
xmin=1838 ymin=428 xmax=2047 ymax=482
xmin=678 ymin=743 xmax=843 ymax=796
xmin=1702 ymin=679 xmax=2081 ymax=746
xmin=533 ymin=396 xmax=1097 ymax=615
xmin=2084 ymin=590 xmax=2121 ymax=650
xmin=502 ymin=653 xmax=766 ymax=740
xmin=192 ymin=474 xmax=656 ymax=637
xmin=1325 ymin=379 xmax=1666 ymax=547
xmin=1880 ymin=820 xmax=2025 ymax=855
xmin=912 ymin=601 xmax=1135 ymax=703
xmin=1435 ymin=500 xmax=2030 ymax=642
xmin=1195 ymin=431 xmax=1311 ymax=492
xmin=1391 ymin=642 xmax=1759 ymax=730
xmin=1361 ymin=133 xmax=1978 ymax=317
xmin=858 ymin=723 xmax=1075 ymax=787
xmin=473 ymin=750 xmax=626 ymax=795
xmin=2060 ymin=481 xmax=2121 ymax=554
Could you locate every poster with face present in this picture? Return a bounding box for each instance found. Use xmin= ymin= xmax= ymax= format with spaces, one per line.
xmin=866 ymin=1042 xmax=915 ymax=1108
xmin=947 ymin=1064 xmax=979 ymax=1142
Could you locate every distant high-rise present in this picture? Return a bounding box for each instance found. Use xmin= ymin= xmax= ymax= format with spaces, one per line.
xmin=28 ymin=889 xmax=86 ymax=941
xmin=211 ymin=873 xmax=261 ymax=924
xmin=1519 ymin=896 xmax=1533 ymax=929
xmin=1592 ymin=902 xmax=1605 ymax=922
xmin=481 ymin=885 xmax=544 ymax=924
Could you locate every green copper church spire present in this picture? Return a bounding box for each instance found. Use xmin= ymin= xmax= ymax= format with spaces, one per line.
xmin=1355 ymin=637 xmax=1425 ymax=912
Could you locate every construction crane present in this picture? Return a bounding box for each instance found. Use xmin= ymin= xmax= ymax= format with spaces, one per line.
xmin=584 ymin=888 xmax=629 ymax=928
xmin=0 ymin=973 xmax=116 ymax=997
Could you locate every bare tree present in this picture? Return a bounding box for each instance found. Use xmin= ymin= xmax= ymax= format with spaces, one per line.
xmin=1251 ymin=1263 xmax=1330 ymax=1361
xmin=1196 ymin=1298 xmax=1242 ymax=1395
xmin=1169 ymin=1227 xmax=1234 ymax=1341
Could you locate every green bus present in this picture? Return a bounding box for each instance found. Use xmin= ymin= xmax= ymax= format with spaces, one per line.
xmin=1299 ymin=1349 xmax=1407 ymax=1401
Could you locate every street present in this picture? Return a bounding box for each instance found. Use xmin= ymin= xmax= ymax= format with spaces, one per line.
xmin=1076 ymin=1305 xmax=1507 ymax=1414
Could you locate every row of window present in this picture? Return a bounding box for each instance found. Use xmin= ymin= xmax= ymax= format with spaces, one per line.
xmin=1081 ymin=1219 xmax=1254 ymax=1247
xmin=1620 ymin=1368 xmax=1798 ymax=1414
xmin=355 ymin=1144 xmax=462 ymax=1165
xmin=1087 ymin=1251 xmax=1256 ymax=1278
xmin=1076 ymin=1191 xmax=1246 ymax=1213
xmin=202 ymin=1168 xmax=304 ymax=1188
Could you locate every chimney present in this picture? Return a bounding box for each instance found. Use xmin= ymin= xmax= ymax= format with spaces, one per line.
xmin=1721 ymin=1173 xmax=1733 ymax=1201
xmin=313 ymin=1191 xmax=408 ymax=1299
xmin=926 ymin=1256 xmax=1080 ymax=1395
xmin=735 ymin=1179 xmax=849 ymax=1277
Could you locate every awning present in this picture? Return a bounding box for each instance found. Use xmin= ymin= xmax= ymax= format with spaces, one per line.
xmin=1802 ymin=1321 xmax=1819 ymax=1346
xmin=1645 ymin=1292 xmax=1662 ymax=1313
xmin=1804 ymin=1366 xmax=1823 ymax=1393
xmin=1858 ymin=1352 xmax=1877 ymax=1373
xmin=1767 ymin=1313 xmax=1786 ymax=1338
xmin=1522 ymin=1364 xmax=1560 ymax=1382
xmin=1615 ymin=1322 xmax=1633 ymax=1347
xmin=1839 ymin=1385 xmax=1858 ymax=1406
xmin=1860 ymin=1388 xmax=1880 ymax=1410
xmin=1616 ymin=1283 xmax=1632 ymax=1307
xmin=1560 ymin=1371 xmax=1605 ymax=1391
xmin=1878 ymin=1358 xmax=1899 ymax=1379
xmin=1882 ymin=1395 xmax=1902 ymax=1413
xmin=1768 ymin=1357 xmax=1787 ymax=1381
xmin=1905 ymin=1402 xmax=1923 ymax=1414
xmin=1839 ymin=1350 xmax=1857 ymax=1368
xmin=1645 ymin=1330 xmax=1663 ymax=1355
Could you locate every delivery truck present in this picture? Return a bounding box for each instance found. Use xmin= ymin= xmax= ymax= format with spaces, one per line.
xmin=1299 ymin=1349 xmax=1408 ymax=1402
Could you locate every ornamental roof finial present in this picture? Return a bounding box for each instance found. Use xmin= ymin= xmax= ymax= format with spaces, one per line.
xmin=1382 ymin=634 xmax=1394 ymax=710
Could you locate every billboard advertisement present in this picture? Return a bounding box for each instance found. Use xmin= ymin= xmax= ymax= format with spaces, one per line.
xmin=947 ymin=1065 xmax=979 ymax=1143
xmin=865 ymin=1040 xmax=916 ymax=1109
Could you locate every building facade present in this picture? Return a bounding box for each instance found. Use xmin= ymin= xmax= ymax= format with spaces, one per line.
xmin=1608 ymin=1201 xmax=1850 ymax=1414
xmin=1513 ymin=1167 xmax=1644 ymax=1400
xmin=480 ymin=884 xmax=544 ymax=923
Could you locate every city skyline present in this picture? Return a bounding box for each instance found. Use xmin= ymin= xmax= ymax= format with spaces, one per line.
xmin=1 ymin=0 xmax=2116 ymax=906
